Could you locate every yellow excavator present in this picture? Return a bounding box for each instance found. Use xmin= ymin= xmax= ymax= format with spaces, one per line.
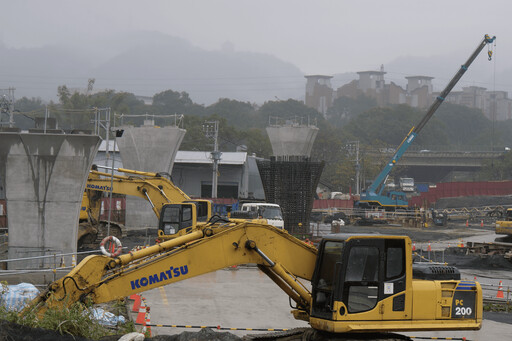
xmin=25 ymin=219 xmax=482 ymax=340
xmin=78 ymin=166 xmax=213 ymax=248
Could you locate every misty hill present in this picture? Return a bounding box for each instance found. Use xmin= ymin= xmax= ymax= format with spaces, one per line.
xmin=0 ymin=42 xmax=93 ymax=100
xmin=0 ymin=31 xmax=305 ymax=105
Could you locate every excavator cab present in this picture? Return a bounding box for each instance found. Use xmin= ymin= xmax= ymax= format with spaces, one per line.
xmin=184 ymin=199 xmax=212 ymax=222
xmin=158 ymin=203 xmax=197 ymax=237
xmin=311 ymin=235 xmax=406 ymax=322
xmin=309 ymin=234 xmax=480 ymax=333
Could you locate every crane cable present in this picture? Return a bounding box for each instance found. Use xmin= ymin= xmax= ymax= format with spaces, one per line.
xmin=491 ymin=39 xmax=497 ymax=152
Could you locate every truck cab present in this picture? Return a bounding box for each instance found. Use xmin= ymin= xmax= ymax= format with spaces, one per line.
xmin=240 ymin=203 xmax=284 ymax=229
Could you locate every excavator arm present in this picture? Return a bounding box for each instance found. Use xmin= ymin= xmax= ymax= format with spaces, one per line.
xmin=25 ymin=222 xmax=317 ymax=318
xmin=86 ymin=169 xmax=192 ymax=219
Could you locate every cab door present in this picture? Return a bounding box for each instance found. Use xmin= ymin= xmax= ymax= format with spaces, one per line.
xmin=338 ymin=238 xmax=407 ymax=320
xmin=340 ymin=239 xmax=382 ymax=316
xmin=310 ymin=240 xmax=344 ymax=319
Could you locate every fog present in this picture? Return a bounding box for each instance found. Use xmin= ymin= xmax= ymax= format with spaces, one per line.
xmin=1 ymin=0 xmax=511 ymax=103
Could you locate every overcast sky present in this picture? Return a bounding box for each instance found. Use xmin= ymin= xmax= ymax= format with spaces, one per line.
xmin=2 ymin=1 xmax=509 ymax=72
xmin=1 ymin=0 xmax=510 ymax=102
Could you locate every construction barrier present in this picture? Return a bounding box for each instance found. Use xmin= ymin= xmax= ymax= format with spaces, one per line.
xmin=130 ymin=294 xmax=142 ymax=312
xmin=135 ymin=299 xmax=147 ymax=324
xmin=145 ymin=324 xmax=291 ymax=331
xmin=407 ymin=337 xmax=469 ymax=341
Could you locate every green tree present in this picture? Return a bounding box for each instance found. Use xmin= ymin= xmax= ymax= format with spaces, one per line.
xmin=205 ymin=98 xmax=257 ymax=129
xmin=478 ymin=151 xmax=512 ymax=180
xmin=258 ymin=99 xmax=323 ymax=126
xmin=340 ymin=105 xmax=449 ymax=147
xmin=153 ymin=89 xmax=205 ymax=116
xmin=15 ymin=97 xmax=45 ymax=112
xmin=326 ymin=95 xmax=378 ymax=128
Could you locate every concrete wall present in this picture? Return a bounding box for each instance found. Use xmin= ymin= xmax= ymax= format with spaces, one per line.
xmin=117 ymin=125 xmax=186 ymax=228
xmin=0 ymin=133 xmax=100 ymax=269
xmin=266 ymin=125 xmax=319 ymax=157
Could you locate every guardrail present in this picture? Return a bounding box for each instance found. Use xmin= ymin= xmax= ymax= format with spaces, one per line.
xmin=0 ymin=249 xmax=110 ymax=283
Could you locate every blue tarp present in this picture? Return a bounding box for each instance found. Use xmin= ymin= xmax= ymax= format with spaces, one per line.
xmin=0 ymin=282 xmax=39 ymax=311
xmin=90 ymin=307 xmax=126 ymax=326
xmin=1 ymin=283 xmax=125 ymax=326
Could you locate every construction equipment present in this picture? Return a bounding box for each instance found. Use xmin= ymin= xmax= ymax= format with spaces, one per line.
xmin=495 ymin=208 xmax=512 ymax=241
xmin=78 ymin=166 xmax=213 ymax=247
xmin=358 ymin=34 xmax=496 ymax=210
xmin=25 ymin=220 xmax=482 ymax=339
xmin=233 ymin=201 xmax=285 ymax=229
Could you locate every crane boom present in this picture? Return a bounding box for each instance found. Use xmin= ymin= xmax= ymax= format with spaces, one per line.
xmin=360 ymin=34 xmax=495 ymax=209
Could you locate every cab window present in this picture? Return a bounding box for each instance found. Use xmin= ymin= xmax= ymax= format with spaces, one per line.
xmin=345 ymin=246 xmax=379 ymax=313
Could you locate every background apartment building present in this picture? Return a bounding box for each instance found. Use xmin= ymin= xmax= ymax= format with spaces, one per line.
xmin=305 ymin=66 xmax=512 ymax=121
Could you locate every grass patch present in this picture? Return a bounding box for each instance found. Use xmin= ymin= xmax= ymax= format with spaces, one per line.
xmin=0 ymin=281 xmax=136 ymax=340
xmin=483 ymin=302 xmax=512 ymax=313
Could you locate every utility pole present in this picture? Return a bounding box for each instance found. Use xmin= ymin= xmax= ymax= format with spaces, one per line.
xmin=346 ymin=141 xmax=361 ymax=195
xmin=92 ymin=107 xmax=112 ymax=167
xmin=107 ymin=128 xmax=124 ymax=237
xmin=203 ymin=121 xmax=221 ymax=198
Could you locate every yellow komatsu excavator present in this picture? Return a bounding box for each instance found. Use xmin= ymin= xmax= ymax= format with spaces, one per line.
xmin=78 ymin=166 xmax=213 ymax=248
xmin=25 ymin=220 xmax=482 ymax=340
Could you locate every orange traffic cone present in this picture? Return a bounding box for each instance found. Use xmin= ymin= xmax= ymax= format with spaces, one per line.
xmin=497 ymin=281 xmax=504 ymax=299
xmin=131 ymin=294 xmax=142 ymax=312
xmin=135 ymin=299 xmax=147 ymax=324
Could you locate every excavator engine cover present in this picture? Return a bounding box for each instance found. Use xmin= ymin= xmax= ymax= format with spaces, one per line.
xmin=412 ymin=263 xmax=460 ymax=280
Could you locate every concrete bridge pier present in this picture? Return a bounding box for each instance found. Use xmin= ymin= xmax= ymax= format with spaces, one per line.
xmin=0 ymin=133 xmax=100 ymax=269
xmin=116 ymin=125 xmax=186 ymax=229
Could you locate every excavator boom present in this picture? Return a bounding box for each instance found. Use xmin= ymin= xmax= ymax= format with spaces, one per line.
xmin=26 ymin=222 xmax=316 ymax=316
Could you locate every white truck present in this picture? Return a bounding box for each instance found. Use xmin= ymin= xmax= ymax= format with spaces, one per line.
xmin=399 ymin=177 xmax=415 ymax=192
xmin=239 ymin=202 xmax=285 ymax=229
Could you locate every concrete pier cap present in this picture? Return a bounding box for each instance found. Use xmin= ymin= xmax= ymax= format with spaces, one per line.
xmin=116 ymin=124 xmax=186 ymax=229
xmin=0 ymin=132 xmax=100 ymax=269
xmin=266 ymin=124 xmax=319 ymax=158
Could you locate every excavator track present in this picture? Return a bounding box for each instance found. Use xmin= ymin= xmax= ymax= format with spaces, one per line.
xmin=243 ymin=328 xmax=411 ymax=340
